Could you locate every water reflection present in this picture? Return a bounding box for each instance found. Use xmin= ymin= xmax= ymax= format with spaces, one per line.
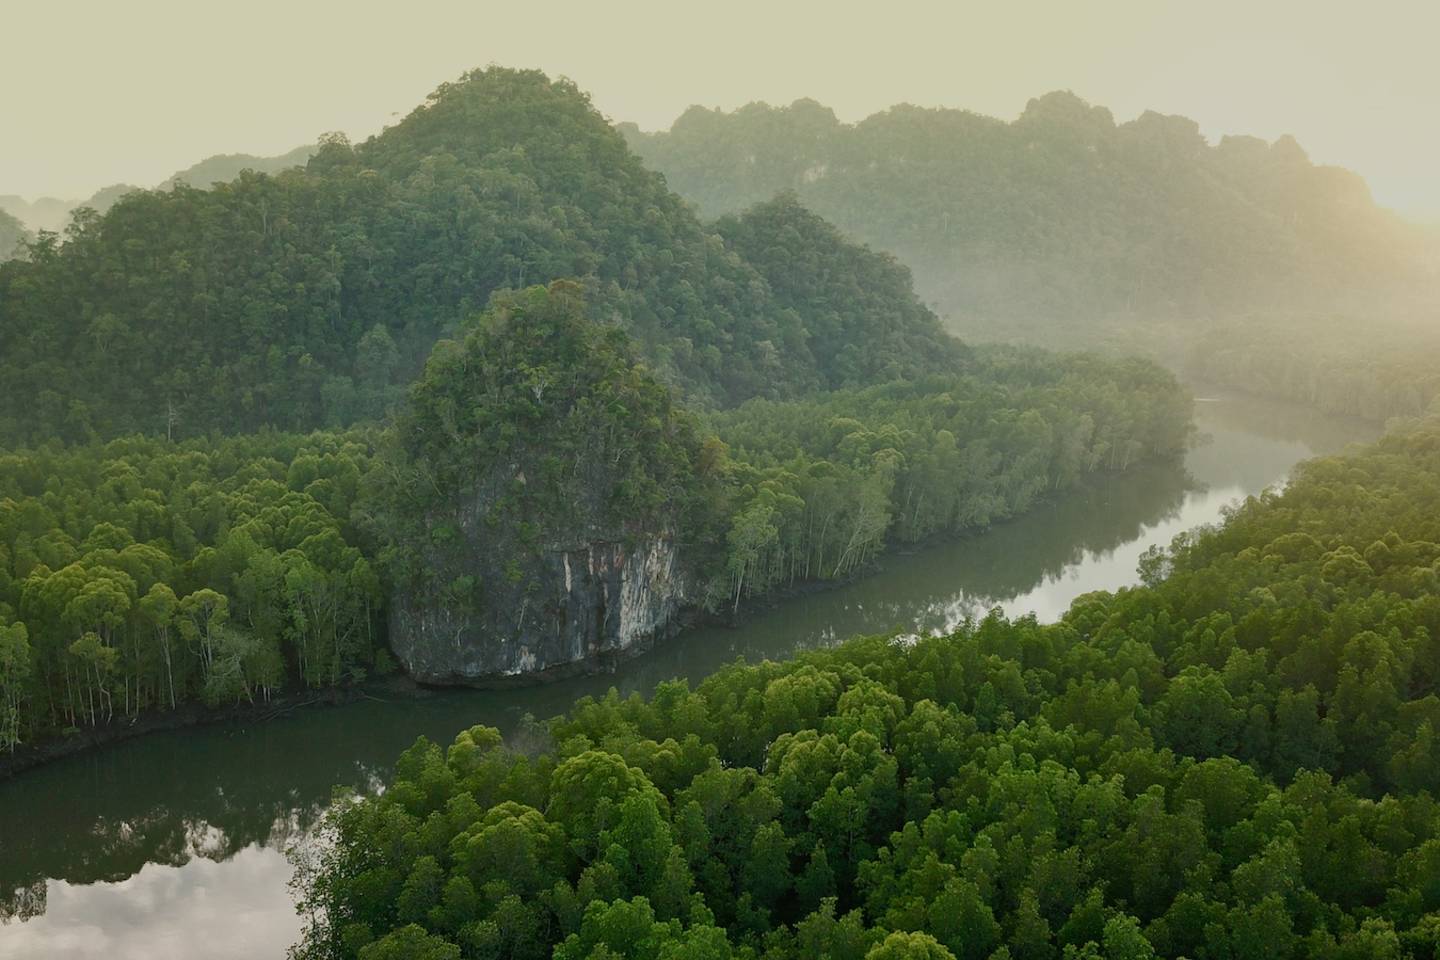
xmin=0 ymin=847 xmax=297 ymax=960
xmin=0 ymin=391 xmax=1378 ymax=958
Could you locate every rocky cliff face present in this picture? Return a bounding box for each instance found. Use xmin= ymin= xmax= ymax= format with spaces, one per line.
xmin=390 ymin=534 xmax=689 ymax=684
xmin=372 ymin=282 xmax=714 ymax=686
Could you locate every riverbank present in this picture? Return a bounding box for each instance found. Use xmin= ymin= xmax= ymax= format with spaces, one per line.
xmin=0 ymin=674 xmax=436 ymax=781
xmin=0 ymin=559 xmax=884 ymax=781
xmin=0 ymin=392 xmax=1380 ymax=960
xmin=0 ymin=454 xmax=1188 ymax=782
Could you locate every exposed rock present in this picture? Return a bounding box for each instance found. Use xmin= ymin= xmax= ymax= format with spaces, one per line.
xmin=390 ymin=534 xmax=688 ymax=684
xmin=372 ymin=282 xmax=714 ymax=685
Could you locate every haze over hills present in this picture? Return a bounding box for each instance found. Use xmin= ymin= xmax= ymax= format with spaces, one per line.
xmin=7 ymin=44 xmax=1440 ymax=960
xmin=0 ymin=209 xmax=29 ymax=261
xmin=0 ymin=195 xmax=76 ymax=235
xmin=624 ymin=94 xmax=1429 ymax=321
xmin=0 ymin=67 xmax=1187 ymax=756
xmin=0 ymin=189 xmax=132 ymax=235
xmin=157 ymin=144 xmax=318 ymax=191
xmin=0 ymin=145 xmax=317 ymax=238
xmin=622 ymin=92 xmax=1440 ymax=420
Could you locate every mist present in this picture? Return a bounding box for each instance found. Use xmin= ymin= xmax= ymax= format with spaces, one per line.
xmin=4 ymin=9 xmax=1440 ymax=960
xmin=5 ymin=1 xmax=1440 ymax=219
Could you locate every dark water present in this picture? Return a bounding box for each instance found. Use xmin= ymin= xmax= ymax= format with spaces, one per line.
xmin=0 ymin=392 xmax=1377 ymax=960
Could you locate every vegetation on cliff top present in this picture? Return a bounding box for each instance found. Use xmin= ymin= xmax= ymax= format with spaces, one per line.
xmin=0 ymin=280 xmax=1190 ymax=753
xmin=369 ymin=281 xmax=716 ymax=622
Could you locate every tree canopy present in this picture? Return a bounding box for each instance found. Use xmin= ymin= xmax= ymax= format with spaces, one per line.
xmin=296 ymin=412 xmax=1440 ymax=958
xmin=0 ymin=66 xmax=1196 ymax=754
xmin=0 ymin=279 xmax=1190 ymax=750
xmin=0 ymin=430 xmax=384 ymax=749
xmin=0 ymin=70 xmax=960 ymax=444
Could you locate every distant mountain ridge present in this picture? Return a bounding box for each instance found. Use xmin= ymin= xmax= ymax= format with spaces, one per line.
xmin=621 ymin=92 xmax=1430 ymax=331
xmin=0 ymin=208 xmax=29 ymax=261
xmin=0 ymin=194 xmax=76 ymax=234
xmin=158 ymin=144 xmax=318 ymax=191
xmin=0 ymin=144 xmax=317 ymax=235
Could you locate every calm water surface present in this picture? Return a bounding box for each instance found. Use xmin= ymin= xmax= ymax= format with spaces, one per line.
xmin=0 ymin=392 xmax=1378 ymax=959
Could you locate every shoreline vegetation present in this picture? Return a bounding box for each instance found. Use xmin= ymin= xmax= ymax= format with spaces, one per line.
xmin=0 ymin=66 xmax=1193 ymax=770
xmin=0 ymin=325 xmax=1190 ymax=765
xmin=0 ymin=673 xmax=422 ymax=781
xmin=6 ymin=54 xmax=1440 ymax=960
xmin=0 ymin=66 xmax=1415 ymax=804
xmin=0 ymin=448 xmax=1182 ymax=782
xmin=293 ymin=412 xmax=1440 ymax=960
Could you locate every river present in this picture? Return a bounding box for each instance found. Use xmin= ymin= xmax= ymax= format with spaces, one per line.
xmin=0 ymin=391 xmax=1378 ymax=959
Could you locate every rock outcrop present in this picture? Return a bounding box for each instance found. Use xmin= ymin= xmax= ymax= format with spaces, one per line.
xmin=390 ymin=535 xmax=688 ymax=683
xmin=372 ymin=282 xmax=716 ymax=685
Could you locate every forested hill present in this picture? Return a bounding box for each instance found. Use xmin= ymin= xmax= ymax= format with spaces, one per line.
xmin=621 ymin=93 xmax=1429 ymax=326
xmin=157 ymin=144 xmax=317 ymax=190
xmin=0 ymin=146 xmax=315 ymax=234
xmin=0 ymin=68 xmax=960 ymax=444
xmin=0 ymin=209 xmax=28 ymax=262
xmin=714 ymin=195 xmax=966 ymax=388
xmin=0 ymin=195 xmax=73 ymax=234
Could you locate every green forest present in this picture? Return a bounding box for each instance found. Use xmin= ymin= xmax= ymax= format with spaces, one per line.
xmin=6 ymin=54 xmax=1440 ymax=960
xmin=294 ymin=412 xmax=1440 ymax=960
xmin=0 ymin=280 xmax=1187 ymax=752
xmin=1181 ymin=316 xmax=1440 ymax=423
xmin=0 ymin=73 xmax=963 ymax=444
xmin=622 ymin=94 xmax=1428 ymax=325
xmin=622 ymin=96 xmax=1440 ymax=427
xmin=701 ymin=349 xmax=1189 ymax=608
xmin=0 ymin=69 xmax=1194 ymax=755
xmin=0 ymin=145 xmax=315 ymax=239
xmin=0 ymin=431 xmax=383 ymax=746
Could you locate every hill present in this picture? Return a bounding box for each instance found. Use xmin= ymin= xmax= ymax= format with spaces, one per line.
xmin=0 ymin=69 xmax=962 ymax=443
xmin=0 ymin=195 xmax=72 ymax=234
xmin=622 ymin=94 xmax=1431 ymax=333
xmin=0 ymin=282 xmax=1189 ymax=751
xmin=0 ymin=147 xmax=313 ymax=236
xmin=367 ymin=281 xmax=1186 ymax=683
xmin=0 ymin=209 xmax=28 ymax=261
xmin=0 ymin=66 xmax=1192 ymax=752
xmin=158 ymin=144 xmax=317 ymax=190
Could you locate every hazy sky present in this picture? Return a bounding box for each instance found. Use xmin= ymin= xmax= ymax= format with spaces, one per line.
xmin=5 ymin=1 xmax=1439 ymax=218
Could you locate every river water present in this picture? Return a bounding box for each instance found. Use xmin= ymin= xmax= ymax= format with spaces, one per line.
xmin=0 ymin=391 xmax=1378 ymax=959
